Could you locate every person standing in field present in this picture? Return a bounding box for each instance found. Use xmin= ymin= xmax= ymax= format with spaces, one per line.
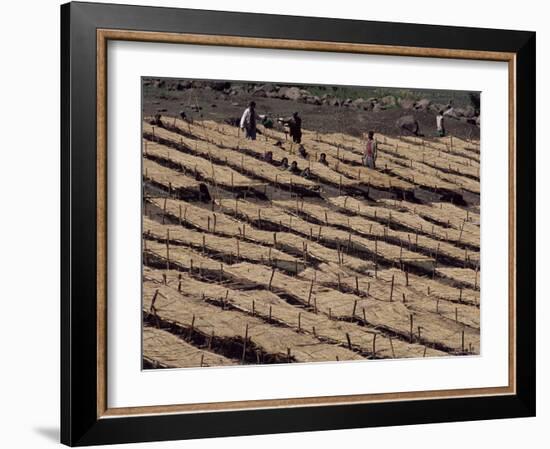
xmin=280 ymin=112 xmax=302 ymax=143
xmin=240 ymin=101 xmax=264 ymax=140
xmin=436 ymin=110 xmax=446 ymax=137
xmin=363 ymin=130 xmax=378 ymax=169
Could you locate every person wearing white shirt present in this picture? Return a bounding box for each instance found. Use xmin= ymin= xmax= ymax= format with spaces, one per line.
xmin=240 ymin=101 xmax=264 ymax=140
xmin=436 ymin=110 xmax=446 ymax=137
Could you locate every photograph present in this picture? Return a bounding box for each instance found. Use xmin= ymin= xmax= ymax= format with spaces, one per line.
xmin=141 ymin=78 xmax=481 ymax=369
xmin=55 ymin=1 xmax=536 ymax=445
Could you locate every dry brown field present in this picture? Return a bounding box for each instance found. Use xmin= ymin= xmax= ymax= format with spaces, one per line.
xmin=142 ymin=115 xmax=480 ymax=369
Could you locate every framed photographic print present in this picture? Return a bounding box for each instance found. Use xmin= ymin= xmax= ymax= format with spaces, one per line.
xmin=61 ymin=1 xmax=536 ymax=446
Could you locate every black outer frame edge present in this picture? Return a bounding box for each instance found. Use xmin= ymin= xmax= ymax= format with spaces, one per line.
xmin=60 ymin=2 xmax=536 ymax=446
xmin=514 ymin=33 xmax=536 ymax=413
xmin=60 ymin=2 xmax=72 ymax=446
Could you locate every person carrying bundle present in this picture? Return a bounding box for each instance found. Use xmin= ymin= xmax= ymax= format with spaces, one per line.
xmin=363 ymin=130 xmax=378 ymax=169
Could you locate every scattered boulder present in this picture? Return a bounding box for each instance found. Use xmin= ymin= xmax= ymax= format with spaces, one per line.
xmin=252 ymin=88 xmax=267 ymax=97
xmin=451 ymin=107 xmax=470 ymax=118
xmin=362 ymin=101 xmax=375 ymax=111
xmin=176 ymin=80 xmax=192 ymax=90
xmin=208 ymin=81 xmax=231 ymax=91
xmin=414 ymin=98 xmax=431 ymax=111
xmin=372 ymin=103 xmax=386 ymax=112
xmin=280 ymin=86 xmax=303 ymax=101
xmin=398 ymin=98 xmax=415 ymax=110
xmin=381 ymin=95 xmax=397 ymax=107
xmin=351 ymin=98 xmax=367 ymax=109
xmin=396 ymin=115 xmax=421 ymax=136
xmin=462 ymin=105 xmax=476 ymax=118
xmin=262 ymin=83 xmax=279 ymax=93
xmin=304 ymin=95 xmax=322 ymax=105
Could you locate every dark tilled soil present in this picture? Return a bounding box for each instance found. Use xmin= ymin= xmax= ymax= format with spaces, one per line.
xmin=143 ymin=87 xmax=480 ymax=140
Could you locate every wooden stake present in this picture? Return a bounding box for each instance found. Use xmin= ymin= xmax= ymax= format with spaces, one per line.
xmin=189 ymin=314 xmax=196 ymax=340
xmin=208 ymin=330 xmax=214 ymax=349
xmin=268 ymin=268 xmax=275 ymax=291
xmin=389 ymin=275 xmax=395 ymax=302
xmin=346 ymin=333 xmax=352 ymax=350
xmin=389 ymin=336 xmax=395 ymax=358
xmin=241 ymin=324 xmax=249 ymax=363
xmin=150 ymin=289 xmax=159 ymax=313
xmin=409 ymin=314 xmax=414 ymax=342
xmin=165 ymin=229 xmax=170 ymax=271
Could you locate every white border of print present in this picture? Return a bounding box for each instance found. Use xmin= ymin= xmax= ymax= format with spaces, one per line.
xmin=107 ymin=40 xmax=508 ymax=408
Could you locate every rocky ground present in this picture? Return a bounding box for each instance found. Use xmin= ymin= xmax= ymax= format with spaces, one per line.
xmin=143 ymin=78 xmax=480 ymax=140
